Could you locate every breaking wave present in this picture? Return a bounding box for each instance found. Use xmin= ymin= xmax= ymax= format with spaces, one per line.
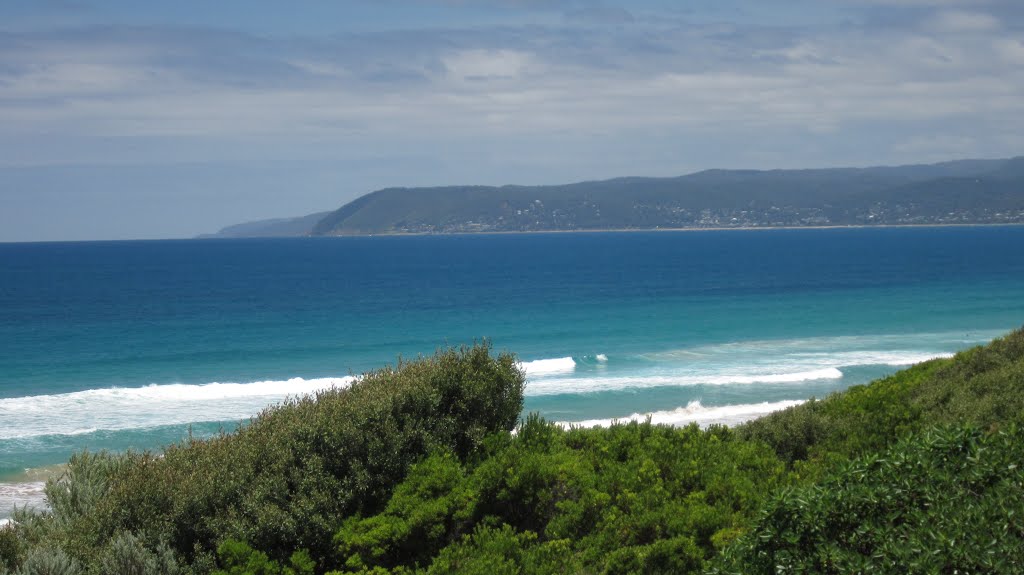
xmin=526 ymin=368 xmax=843 ymax=396
xmin=519 ymin=357 xmax=576 ymax=376
xmin=0 ymin=376 xmax=354 ymax=440
xmin=558 ymin=399 xmax=805 ymax=429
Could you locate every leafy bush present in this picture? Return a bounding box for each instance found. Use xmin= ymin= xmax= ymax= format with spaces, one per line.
xmin=11 ymin=548 xmax=80 ymax=575
xmin=13 ymin=344 xmax=524 ymax=574
xmin=420 ymin=525 xmax=571 ymax=575
xmin=712 ymin=425 xmax=1024 ymax=574
xmin=740 ymin=327 xmax=1024 ymax=466
xmin=1 ymin=451 xmax=147 ymax=570
xmin=100 ymin=531 xmax=183 ymax=575
xmin=211 ymin=540 xmax=314 ymax=575
xmin=332 ymin=417 xmax=786 ymax=574
xmin=0 ymin=525 xmax=21 ymax=573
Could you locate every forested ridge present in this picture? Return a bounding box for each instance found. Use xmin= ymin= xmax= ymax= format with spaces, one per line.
xmin=202 ymin=157 xmax=1024 ymax=238
xmin=3 ymin=329 xmax=1024 ymax=574
xmin=311 ymin=158 xmax=1024 ymax=235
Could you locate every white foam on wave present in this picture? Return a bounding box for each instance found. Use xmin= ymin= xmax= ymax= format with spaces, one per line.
xmin=0 ymin=376 xmax=355 ymax=440
xmin=596 ymin=354 xmax=608 ymax=362
xmin=519 ymin=357 xmax=576 ymax=376
xmin=0 ymin=481 xmax=47 ymax=520
xmin=557 ymin=399 xmax=805 ymax=429
xmin=521 ymin=337 xmax=962 ymax=396
xmin=804 ymin=350 xmax=954 ymax=367
xmin=647 ymin=331 xmax=980 ymax=366
xmin=708 ymin=367 xmax=843 ymax=384
xmin=85 ymin=376 xmax=355 ymax=401
xmin=527 ymin=367 xmax=843 ymax=396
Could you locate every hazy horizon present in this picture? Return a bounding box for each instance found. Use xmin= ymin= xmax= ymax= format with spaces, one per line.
xmin=3 ymin=0 xmax=1023 ymax=242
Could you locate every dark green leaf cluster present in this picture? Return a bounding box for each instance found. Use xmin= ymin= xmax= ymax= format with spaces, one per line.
xmin=712 ymin=425 xmax=1024 ymax=574
xmin=211 ymin=540 xmax=314 ymax=575
xmin=328 ymin=415 xmax=786 ymax=574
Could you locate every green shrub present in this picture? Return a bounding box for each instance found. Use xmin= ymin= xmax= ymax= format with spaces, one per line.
xmin=602 ymin=536 xmax=702 ymax=575
xmin=211 ymin=540 xmax=314 ymax=575
xmin=424 ymin=524 xmax=536 ymax=575
xmin=740 ymin=327 xmax=1024 ymax=467
xmin=334 ymin=419 xmax=785 ymax=574
xmin=423 ymin=524 xmax=583 ymax=575
xmin=0 ymin=525 xmax=21 ymax=573
xmin=712 ymin=425 xmax=1024 ymax=574
xmin=13 ymin=344 xmax=524 ymax=574
xmin=3 ymin=451 xmax=146 ymax=569
xmin=100 ymin=531 xmax=182 ymax=575
xmin=12 ymin=548 xmax=80 ymax=575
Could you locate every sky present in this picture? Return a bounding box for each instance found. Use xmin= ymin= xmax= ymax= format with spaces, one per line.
xmin=1 ymin=0 xmax=1023 ymax=241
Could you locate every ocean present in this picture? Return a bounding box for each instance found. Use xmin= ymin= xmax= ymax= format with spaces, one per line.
xmin=2 ymin=226 xmax=1024 ymax=518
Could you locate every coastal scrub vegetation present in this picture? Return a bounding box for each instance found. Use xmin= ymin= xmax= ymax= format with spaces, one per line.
xmin=712 ymin=425 xmax=1024 ymax=574
xmin=1 ymin=329 xmax=1023 ymax=574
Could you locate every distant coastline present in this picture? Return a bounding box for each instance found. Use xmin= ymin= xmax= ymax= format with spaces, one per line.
xmin=202 ymin=155 xmax=1024 ymax=239
xmin=311 ymin=218 xmax=1024 ymax=237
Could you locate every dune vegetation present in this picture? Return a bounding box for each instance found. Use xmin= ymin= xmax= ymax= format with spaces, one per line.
xmin=1 ymin=330 xmax=1023 ymax=574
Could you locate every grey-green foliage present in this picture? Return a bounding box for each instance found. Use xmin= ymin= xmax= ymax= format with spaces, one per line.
xmin=13 ymin=548 xmax=80 ymax=575
xmin=7 ymin=451 xmax=146 ymax=571
xmin=4 ymin=343 xmax=523 ymax=574
xmin=45 ymin=451 xmax=140 ymax=530
xmin=100 ymin=532 xmax=181 ymax=575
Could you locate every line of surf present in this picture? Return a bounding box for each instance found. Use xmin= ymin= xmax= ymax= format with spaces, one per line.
xmin=642 ymin=330 xmax=999 ymax=362
xmin=0 ymin=376 xmax=354 ymax=440
xmin=0 ymin=348 xmax=958 ymax=438
xmin=523 ymin=349 xmax=957 ymax=395
xmin=526 ymin=367 xmax=844 ymax=396
xmin=556 ymin=399 xmax=805 ymax=429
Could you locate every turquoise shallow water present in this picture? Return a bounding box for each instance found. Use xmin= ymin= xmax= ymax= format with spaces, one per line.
xmin=2 ymin=227 xmax=1024 ymax=515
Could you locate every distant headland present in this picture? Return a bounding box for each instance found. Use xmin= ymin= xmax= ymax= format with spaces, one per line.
xmin=201 ymin=156 xmax=1024 ymax=238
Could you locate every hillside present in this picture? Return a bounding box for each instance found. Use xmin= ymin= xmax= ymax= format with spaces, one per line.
xmin=309 ymin=157 xmax=1024 ymax=235
xmin=198 ymin=212 xmax=331 ymax=238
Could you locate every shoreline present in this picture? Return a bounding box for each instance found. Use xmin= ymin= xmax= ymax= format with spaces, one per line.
xmin=8 ymin=222 xmax=1024 ymax=245
xmin=323 ymin=222 xmax=1024 ymax=238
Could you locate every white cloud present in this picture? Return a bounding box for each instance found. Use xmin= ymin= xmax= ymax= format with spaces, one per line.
xmin=927 ymin=10 xmax=1000 ymax=32
xmin=443 ymin=49 xmax=535 ymax=80
xmin=1 ymin=10 xmax=1022 ymax=171
xmin=994 ymin=38 xmax=1024 ymax=64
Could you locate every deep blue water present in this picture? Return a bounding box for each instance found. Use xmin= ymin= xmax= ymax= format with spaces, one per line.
xmin=2 ymin=227 xmax=1024 ymax=514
